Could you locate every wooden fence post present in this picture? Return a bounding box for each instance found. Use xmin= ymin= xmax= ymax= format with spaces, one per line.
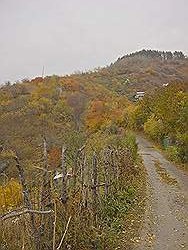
xmin=73 ymin=145 xmax=85 ymax=190
xmin=85 ymin=159 xmax=90 ymax=209
xmin=92 ymin=153 xmax=98 ymax=225
xmin=61 ymin=146 xmax=68 ymax=204
xmin=114 ymin=149 xmax=121 ymax=191
xmin=80 ymin=154 xmax=87 ymax=208
xmin=109 ymin=149 xmax=118 ymax=193
xmin=103 ymin=151 xmax=109 ymax=198
xmin=41 ymin=137 xmax=51 ymax=209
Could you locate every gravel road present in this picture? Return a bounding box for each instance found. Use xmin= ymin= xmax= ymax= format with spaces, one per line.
xmin=135 ymin=135 xmax=188 ymax=250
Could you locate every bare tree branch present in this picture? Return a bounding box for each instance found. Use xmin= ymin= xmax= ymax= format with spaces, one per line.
xmin=1 ymin=209 xmax=53 ymax=221
xmin=57 ymin=216 xmax=72 ymax=250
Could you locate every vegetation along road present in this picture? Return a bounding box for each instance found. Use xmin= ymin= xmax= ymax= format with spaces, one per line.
xmin=135 ymin=135 xmax=188 ymax=250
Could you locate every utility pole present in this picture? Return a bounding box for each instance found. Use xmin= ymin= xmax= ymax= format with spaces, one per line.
xmin=42 ymin=66 xmax=45 ymax=78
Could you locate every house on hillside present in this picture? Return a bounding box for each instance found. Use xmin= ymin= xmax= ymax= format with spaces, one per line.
xmin=162 ymin=83 xmax=169 ymax=87
xmin=134 ymin=91 xmax=145 ymax=100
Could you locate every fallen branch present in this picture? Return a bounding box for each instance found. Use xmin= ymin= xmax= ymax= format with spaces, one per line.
xmin=1 ymin=209 xmax=53 ymax=221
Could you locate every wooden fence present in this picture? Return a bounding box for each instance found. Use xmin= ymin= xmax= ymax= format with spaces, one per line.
xmin=0 ymin=139 xmax=135 ymax=250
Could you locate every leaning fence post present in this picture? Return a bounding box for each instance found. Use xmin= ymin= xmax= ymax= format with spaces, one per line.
xmin=14 ymin=156 xmax=32 ymax=209
xmin=14 ymin=155 xmax=40 ymax=250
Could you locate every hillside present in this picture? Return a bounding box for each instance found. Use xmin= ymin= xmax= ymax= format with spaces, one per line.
xmin=1 ymin=49 xmax=187 ymax=168
xmin=0 ymin=66 xmax=144 ymax=250
xmin=0 ymin=49 xmax=187 ymax=165
xmin=71 ymin=49 xmax=188 ymax=99
xmin=0 ymin=49 xmax=187 ymax=250
xmin=2 ymin=49 xmax=188 ymax=99
xmin=0 ymin=75 xmax=131 ymax=171
xmin=109 ymin=50 xmax=188 ymax=93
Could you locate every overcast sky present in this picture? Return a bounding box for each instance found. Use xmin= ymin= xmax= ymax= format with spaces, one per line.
xmin=0 ymin=0 xmax=188 ymax=83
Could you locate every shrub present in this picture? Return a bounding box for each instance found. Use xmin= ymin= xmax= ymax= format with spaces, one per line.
xmin=144 ymin=116 xmax=164 ymax=141
xmin=165 ymin=146 xmax=181 ymax=162
xmin=0 ymin=179 xmax=23 ymax=213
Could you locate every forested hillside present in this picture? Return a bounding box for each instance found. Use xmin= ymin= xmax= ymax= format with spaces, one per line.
xmin=0 ymin=74 xmax=131 ymax=159
xmin=73 ymin=49 xmax=188 ymax=99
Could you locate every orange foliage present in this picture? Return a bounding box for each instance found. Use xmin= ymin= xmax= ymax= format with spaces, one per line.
xmin=85 ymin=98 xmax=129 ymax=132
xmin=48 ymin=147 xmax=61 ymax=169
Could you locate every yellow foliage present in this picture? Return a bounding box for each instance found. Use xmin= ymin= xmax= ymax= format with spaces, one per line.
xmin=0 ymin=179 xmax=23 ymax=212
xmin=0 ymin=149 xmax=16 ymax=159
xmin=0 ymin=99 xmax=12 ymax=106
xmin=143 ymin=116 xmax=164 ymax=140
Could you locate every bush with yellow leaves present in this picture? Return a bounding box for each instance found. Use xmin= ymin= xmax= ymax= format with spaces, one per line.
xmin=0 ymin=179 xmax=23 ymax=213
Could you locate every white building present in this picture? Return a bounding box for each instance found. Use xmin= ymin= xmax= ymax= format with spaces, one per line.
xmin=134 ymin=91 xmax=145 ymax=100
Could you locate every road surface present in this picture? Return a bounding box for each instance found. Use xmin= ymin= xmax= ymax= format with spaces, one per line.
xmin=135 ymin=135 xmax=188 ymax=250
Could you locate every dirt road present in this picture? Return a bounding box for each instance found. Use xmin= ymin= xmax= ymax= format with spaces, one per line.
xmin=135 ymin=135 xmax=188 ymax=250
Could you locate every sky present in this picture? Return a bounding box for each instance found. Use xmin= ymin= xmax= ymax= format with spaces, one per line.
xmin=0 ymin=0 xmax=188 ymax=83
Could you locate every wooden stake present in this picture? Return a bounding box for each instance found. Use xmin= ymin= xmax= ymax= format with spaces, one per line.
xmin=92 ymin=153 xmax=98 ymax=225
xmin=61 ymin=146 xmax=68 ymax=204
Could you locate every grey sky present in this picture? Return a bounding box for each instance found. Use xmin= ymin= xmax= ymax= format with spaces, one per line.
xmin=0 ymin=0 xmax=188 ymax=83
